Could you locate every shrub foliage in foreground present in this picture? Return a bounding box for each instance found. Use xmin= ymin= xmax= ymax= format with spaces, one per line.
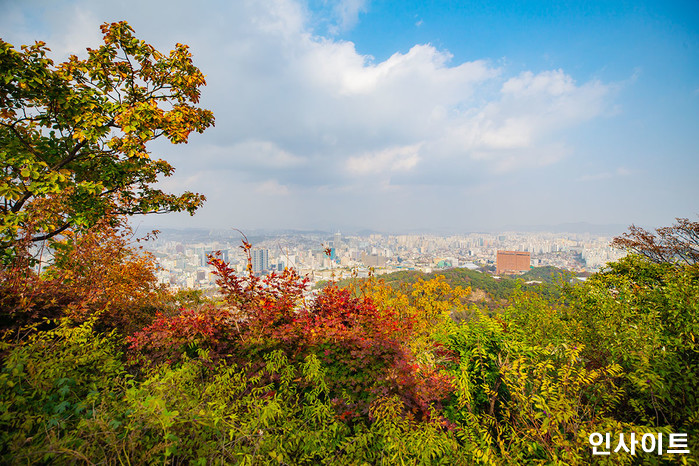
xmin=1 ymin=319 xmax=464 ymax=464
xmin=1 ymin=223 xmax=698 ymax=464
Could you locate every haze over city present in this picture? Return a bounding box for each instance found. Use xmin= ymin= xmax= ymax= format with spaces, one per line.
xmin=2 ymin=0 xmax=697 ymax=233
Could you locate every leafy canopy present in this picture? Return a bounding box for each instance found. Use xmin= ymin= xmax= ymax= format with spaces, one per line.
xmin=0 ymin=21 xmax=214 ymax=254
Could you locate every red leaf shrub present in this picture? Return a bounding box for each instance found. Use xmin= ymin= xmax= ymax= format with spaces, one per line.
xmin=129 ymin=241 xmax=454 ymax=422
xmin=127 ymin=306 xmax=236 ymax=365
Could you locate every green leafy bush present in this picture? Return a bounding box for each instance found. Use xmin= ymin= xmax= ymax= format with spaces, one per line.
xmin=0 ymin=318 xmax=127 ymax=462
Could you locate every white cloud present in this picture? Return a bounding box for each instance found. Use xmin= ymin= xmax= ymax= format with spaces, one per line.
xmin=346 ymin=144 xmax=421 ymax=175
xmin=256 ymin=179 xmax=290 ymax=196
xmin=0 ymin=1 xmax=101 ymax=59
xmin=331 ymin=45 xmax=494 ymax=96
xmin=224 ymin=140 xmax=308 ymax=169
xmin=435 ymin=69 xmax=611 ymax=171
xmin=330 ymin=0 xmax=368 ymax=34
xmin=616 ymin=166 xmax=632 ymax=176
xmin=51 ymin=6 xmax=102 ymax=58
xmin=3 ymin=0 xmax=608 ymax=186
xmin=501 ymin=70 xmax=575 ymax=97
xmin=155 ymin=172 xmax=205 ymax=192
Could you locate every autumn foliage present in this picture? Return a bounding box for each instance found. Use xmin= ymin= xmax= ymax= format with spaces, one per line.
xmin=0 ymin=21 xmax=213 ymax=260
xmin=2 ymin=23 xmax=698 ymax=465
xmin=46 ymin=218 xmax=168 ymax=333
xmin=128 ymin=241 xmax=454 ymax=422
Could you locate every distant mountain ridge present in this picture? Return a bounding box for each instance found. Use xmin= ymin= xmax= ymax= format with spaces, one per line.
xmin=136 ymin=223 xmax=629 ymax=238
xmin=498 ymin=222 xmax=628 ymax=236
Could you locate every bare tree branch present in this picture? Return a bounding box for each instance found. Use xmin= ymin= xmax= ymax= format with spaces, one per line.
xmin=30 ymin=221 xmax=72 ymax=242
xmin=612 ymin=217 xmax=699 ymax=266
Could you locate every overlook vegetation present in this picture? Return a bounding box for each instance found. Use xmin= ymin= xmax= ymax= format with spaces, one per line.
xmin=1 ymin=23 xmax=698 ymax=465
xmin=1 ymin=218 xmax=698 ymax=465
xmin=332 ymin=265 xmax=573 ymax=311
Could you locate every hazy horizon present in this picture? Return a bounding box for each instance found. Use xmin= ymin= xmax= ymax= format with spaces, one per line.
xmin=132 ymin=219 xmax=633 ymax=239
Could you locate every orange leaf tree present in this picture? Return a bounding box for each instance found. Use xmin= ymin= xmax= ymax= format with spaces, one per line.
xmin=45 ymin=217 xmax=168 ymax=334
xmin=0 ymin=21 xmax=214 ymax=260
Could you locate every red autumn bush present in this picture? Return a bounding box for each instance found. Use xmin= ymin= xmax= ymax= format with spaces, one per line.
xmin=128 ymin=240 xmax=455 ymax=421
xmin=1 ymin=218 xmax=165 ymax=339
xmin=46 ymin=218 xmax=168 ymax=334
xmin=127 ymin=306 xmax=235 ymax=365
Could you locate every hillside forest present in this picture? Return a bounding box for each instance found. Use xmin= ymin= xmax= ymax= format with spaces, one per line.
xmin=1 ymin=22 xmax=698 ymax=465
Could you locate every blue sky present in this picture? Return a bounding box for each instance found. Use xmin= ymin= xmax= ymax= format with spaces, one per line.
xmin=2 ymin=0 xmax=697 ymax=233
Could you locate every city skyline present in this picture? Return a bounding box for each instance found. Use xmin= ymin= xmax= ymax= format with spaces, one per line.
xmin=143 ymin=227 xmax=622 ymax=290
xmin=2 ymin=0 xmax=697 ymax=232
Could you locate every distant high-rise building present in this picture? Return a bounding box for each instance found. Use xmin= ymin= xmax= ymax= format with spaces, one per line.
xmin=361 ymin=252 xmax=387 ymax=267
xmin=333 ymin=231 xmax=342 ymax=249
xmin=252 ymin=248 xmax=269 ymax=274
xmin=202 ymin=249 xmax=228 ymax=266
xmin=496 ymin=250 xmax=531 ymax=275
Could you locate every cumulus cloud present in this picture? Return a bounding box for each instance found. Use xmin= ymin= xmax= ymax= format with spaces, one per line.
xmin=1 ymin=0 xmax=620 ymax=229
xmin=442 ymin=70 xmax=610 ymax=169
xmin=4 ymin=0 xmax=612 ymax=182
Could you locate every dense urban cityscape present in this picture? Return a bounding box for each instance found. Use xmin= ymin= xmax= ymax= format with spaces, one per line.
xmin=144 ymin=228 xmax=627 ymax=290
